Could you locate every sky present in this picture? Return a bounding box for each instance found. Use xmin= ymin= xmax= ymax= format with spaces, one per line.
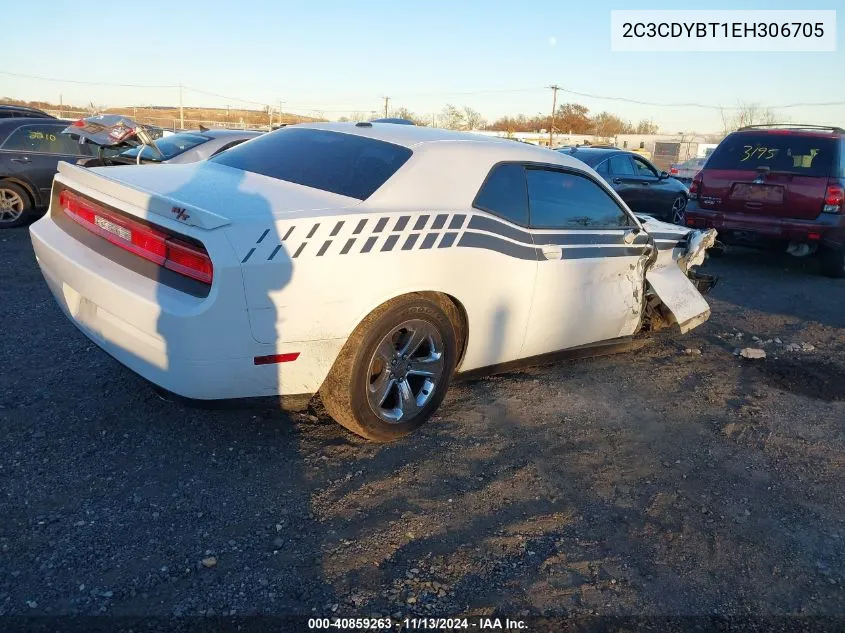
xmin=1 ymin=0 xmax=843 ymax=133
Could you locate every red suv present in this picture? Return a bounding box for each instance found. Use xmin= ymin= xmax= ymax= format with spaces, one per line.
xmin=684 ymin=125 xmax=845 ymax=277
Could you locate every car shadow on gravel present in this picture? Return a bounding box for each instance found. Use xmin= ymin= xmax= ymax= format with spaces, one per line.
xmin=704 ymin=248 xmax=845 ymax=329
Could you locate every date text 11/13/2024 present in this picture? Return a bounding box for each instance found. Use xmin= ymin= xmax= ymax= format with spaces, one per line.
xmin=307 ymin=617 xmax=528 ymax=630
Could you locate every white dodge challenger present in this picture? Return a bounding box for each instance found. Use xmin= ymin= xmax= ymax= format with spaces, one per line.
xmin=30 ymin=122 xmax=717 ymax=441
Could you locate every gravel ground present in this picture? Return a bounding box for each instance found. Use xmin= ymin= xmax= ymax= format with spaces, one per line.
xmin=1 ymin=225 xmax=844 ymax=621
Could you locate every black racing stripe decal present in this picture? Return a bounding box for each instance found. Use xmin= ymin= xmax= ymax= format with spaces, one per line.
xmin=381 ymin=235 xmax=399 ymax=252
xmin=373 ymin=217 xmax=388 ymax=233
xmin=431 ymin=214 xmax=448 ymax=230
xmin=449 ymin=214 xmax=467 ymax=230
xmin=561 ymin=247 xmax=646 ymax=260
xmin=403 ymin=233 xmax=419 ymax=250
xmin=256 ymin=229 xmax=270 ymax=244
xmin=649 ymin=232 xmax=689 ymax=241
xmin=353 ymin=219 xmax=367 ymax=235
xmin=393 ymin=216 xmax=410 ymax=232
xmin=438 ymin=232 xmax=457 ymax=248
xmin=241 ymin=248 xmax=256 ymax=263
xmin=413 ymin=215 xmax=428 ymax=231
xmin=468 ymin=215 xmax=532 ymax=244
xmin=282 ymin=226 xmax=295 ymax=241
xmin=293 ymin=243 xmax=307 ymax=258
xmin=317 ymin=240 xmax=332 ymax=256
xmin=361 ymin=236 xmax=377 ymax=253
xmin=458 ymin=232 xmax=540 ymax=261
xmin=654 ymin=241 xmax=683 ymax=249
xmin=340 ymin=238 xmax=356 ymax=255
xmin=268 ymin=244 xmax=283 ymax=260
xmin=306 ymin=224 xmax=320 ymax=239
xmin=330 ymin=221 xmax=344 ymax=237
xmin=535 ymin=232 xmax=649 ymax=246
xmin=420 ymin=233 xmax=439 ymax=249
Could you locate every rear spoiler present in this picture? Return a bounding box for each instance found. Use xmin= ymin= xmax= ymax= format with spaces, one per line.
xmin=56 ymin=162 xmax=231 ymax=230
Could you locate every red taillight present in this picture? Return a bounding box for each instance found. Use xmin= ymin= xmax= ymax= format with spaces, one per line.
xmin=59 ymin=190 xmax=213 ymax=284
xmin=689 ymin=171 xmax=703 ymax=199
xmin=823 ymin=182 xmax=844 ymax=214
xmin=670 ymin=167 xmax=679 ymax=175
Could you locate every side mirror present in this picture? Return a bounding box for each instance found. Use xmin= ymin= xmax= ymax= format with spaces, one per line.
xmin=659 ymin=171 xmax=670 ymax=179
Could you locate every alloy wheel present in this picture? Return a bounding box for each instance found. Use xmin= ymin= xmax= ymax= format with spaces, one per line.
xmin=671 ymin=196 xmax=687 ymax=225
xmin=0 ymin=188 xmax=25 ymax=224
xmin=366 ymin=319 xmax=445 ymax=423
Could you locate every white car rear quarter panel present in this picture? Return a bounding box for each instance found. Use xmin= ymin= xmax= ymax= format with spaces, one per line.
xmin=228 ymin=209 xmax=538 ymax=372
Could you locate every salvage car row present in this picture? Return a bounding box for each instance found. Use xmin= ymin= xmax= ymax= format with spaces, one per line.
xmin=6 ymin=113 xmax=843 ymax=441
xmin=0 ymin=114 xmax=260 ymax=227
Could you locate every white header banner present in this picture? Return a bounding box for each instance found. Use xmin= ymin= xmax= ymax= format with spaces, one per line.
xmin=611 ymin=10 xmax=837 ymax=52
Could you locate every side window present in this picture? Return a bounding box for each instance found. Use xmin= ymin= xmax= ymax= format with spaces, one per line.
xmin=526 ymin=168 xmax=631 ymax=229
xmin=1 ymin=125 xmax=86 ymax=155
xmin=473 ymin=163 xmax=528 ymax=226
xmin=594 ymin=160 xmax=609 ymax=176
xmin=632 ymin=157 xmax=657 ymax=177
xmin=609 ymin=155 xmax=634 ymax=176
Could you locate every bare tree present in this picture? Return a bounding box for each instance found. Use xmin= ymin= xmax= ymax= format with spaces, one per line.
xmin=635 ymin=119 xmax=659 ymax=134
xmin=439 ymin=104 xmax=465 ymax=130
xmin=349 ymin=111 xmax=368 ymax=122
xmin=389 ymin=107 xmax=429 ymax=126
xmin=438 ymin=104 xmax=486 ymax=131
xmin=721 ymin=102 xmax=780 ymax=134
xmin=462 ymin=106 xmax=486 ymax=130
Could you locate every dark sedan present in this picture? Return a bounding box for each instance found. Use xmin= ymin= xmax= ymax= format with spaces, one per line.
xmin=559 ymin=147 xmax=689 ymax=224
xmin=0 ymin=118 xmax=98 ymax=228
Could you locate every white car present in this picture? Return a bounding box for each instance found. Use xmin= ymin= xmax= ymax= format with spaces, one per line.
xmin=30 ymin=122 xmax=717 ymax=441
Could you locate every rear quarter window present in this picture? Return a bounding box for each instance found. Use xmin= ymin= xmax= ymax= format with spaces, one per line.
xmin=473 ymin=163 xmax=529 ymax=226
xmin=708 ymin=133 xmax=836 ymax=177
xmin=210 ymin=128 xmax=413 ymax=200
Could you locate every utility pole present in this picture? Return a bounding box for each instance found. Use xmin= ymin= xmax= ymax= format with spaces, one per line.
xmin=58 ymin=94 xmax=63 ymax=118
xmin=225 ymin=105 xmax=230 ymax=123
xmin=278 ymin=99 xmax=284 ymax=127
xmin=179 ymin=82 xmax=184 ymax=130
xmin=383 ymin=96 xmax=390 ymax=118
xmin=548 ymin=85 xmax=561 ymax=148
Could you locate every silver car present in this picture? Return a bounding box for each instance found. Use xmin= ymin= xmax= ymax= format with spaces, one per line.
xmin=117 ymin=129 xmax=263 ymax=164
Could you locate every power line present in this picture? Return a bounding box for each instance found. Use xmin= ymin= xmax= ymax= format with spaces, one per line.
xmin=0 ymin=70 xmax=177 ymax=89
xmin=553 ymin=85 xmax=845 ymax=110
xmin=4 ymin=69 xmax=843 ymax=112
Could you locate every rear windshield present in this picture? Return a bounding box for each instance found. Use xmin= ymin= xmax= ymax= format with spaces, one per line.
xmin=707 ymin=133 xmax=836 ymax=177
xmin=209 ymin=127 xmax=413 ymax=200
xmin=120 ymin=132 xmax=209 ymax=162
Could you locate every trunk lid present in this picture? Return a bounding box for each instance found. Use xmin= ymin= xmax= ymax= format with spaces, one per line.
xmin=700 ymin=169 xmax=829 ymax=219
xmin=57 ymin=160 xmax=360 ymax=230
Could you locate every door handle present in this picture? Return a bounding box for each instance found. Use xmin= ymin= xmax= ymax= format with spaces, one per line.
xmin=639 ymin=181 xmax=649 ymax=186
xmin=10 ymin=156 xmax=31 ymax=163
xmin=612 ymin=177 xmax=622 ymax=184
xmin=622 ymin=228 xmax=641 ymax=245
xmin=541 ymin=244 xmax=563 ymax=260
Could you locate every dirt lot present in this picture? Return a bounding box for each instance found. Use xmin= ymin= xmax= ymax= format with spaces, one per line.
xmin=1 ymin=224 xmax=843 ymax=623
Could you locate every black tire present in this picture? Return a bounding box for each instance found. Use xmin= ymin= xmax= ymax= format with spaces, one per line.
xmin=0 ymin=181 xmax=34 ymax=229
xmin=320 ymin=294 xmax=459 ymax=442
xmin=820 ymin=244 xmax=845 ymax=278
